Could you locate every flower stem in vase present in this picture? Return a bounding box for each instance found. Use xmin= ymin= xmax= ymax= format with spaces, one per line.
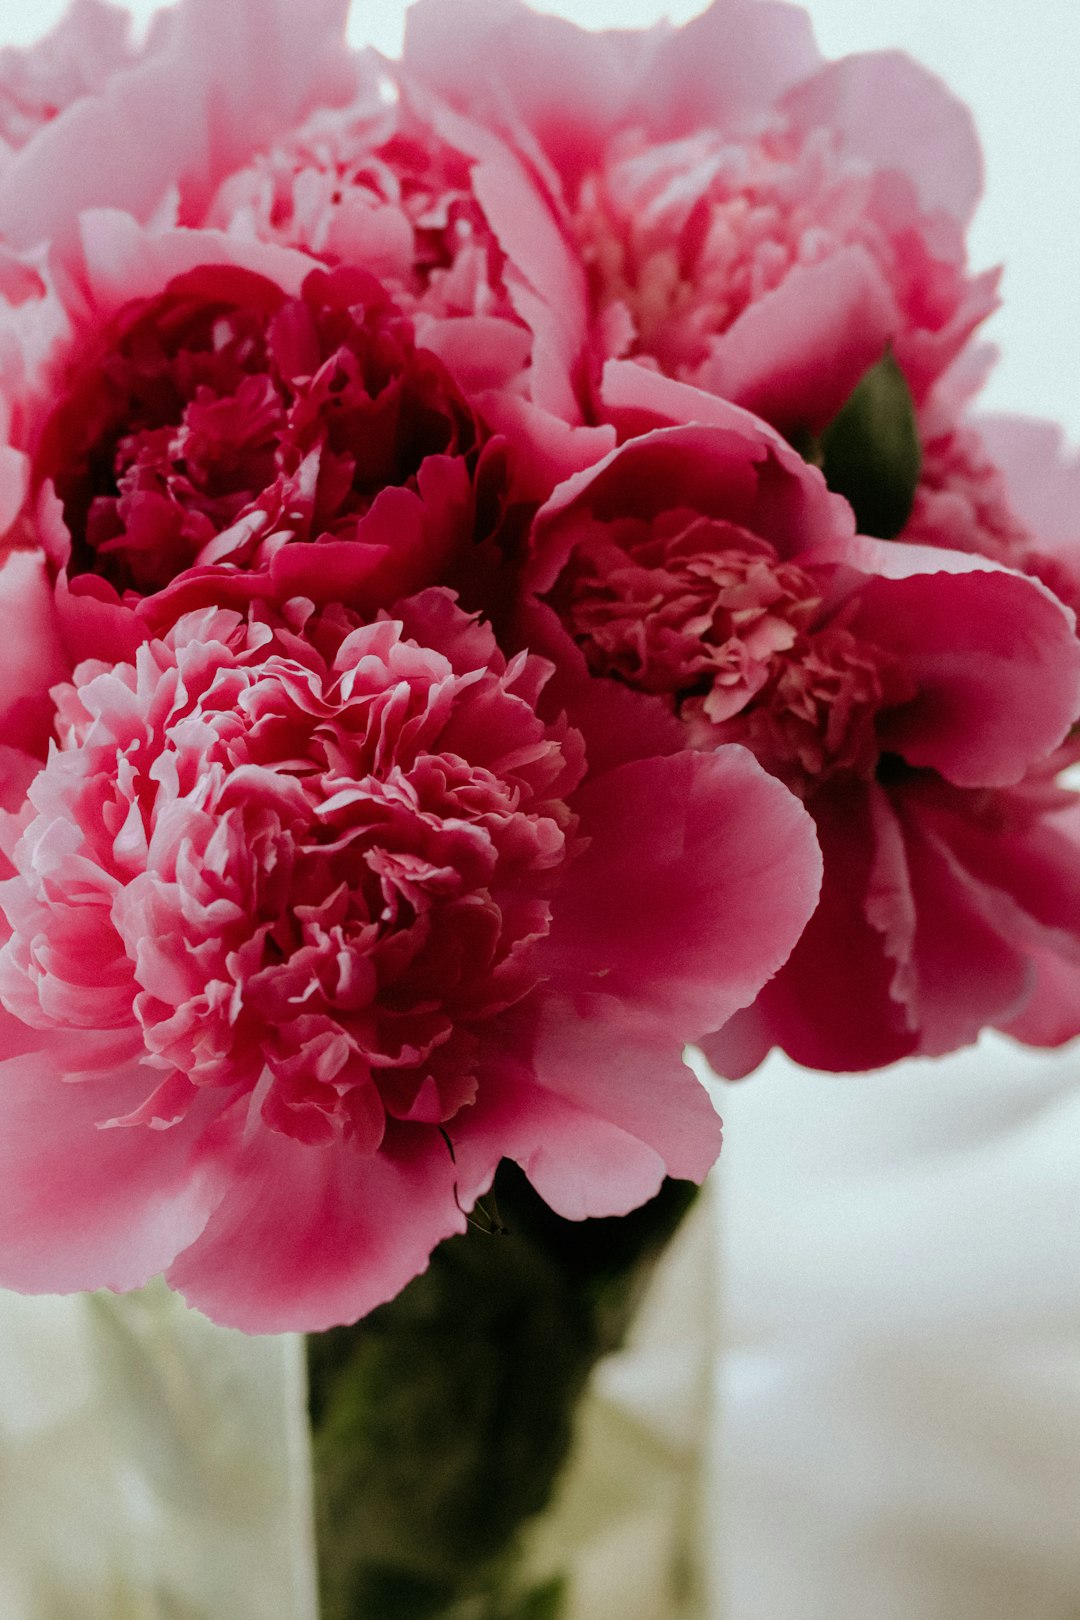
xmin=306 ymin=1165 xmax=699 ymax=1620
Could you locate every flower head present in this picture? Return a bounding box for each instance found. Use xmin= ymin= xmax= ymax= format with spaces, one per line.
xmin=529 ymin=392 xmax=1080 ymax=1071
xmin=0 ymin=564 xmax=821 ymax=1328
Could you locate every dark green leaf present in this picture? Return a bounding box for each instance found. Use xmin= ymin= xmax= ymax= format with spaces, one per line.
xmin=816 ymin=348 xmax=921 ymax=539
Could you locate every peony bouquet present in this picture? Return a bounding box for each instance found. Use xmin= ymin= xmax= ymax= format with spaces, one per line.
xmin=0 ymin=0 xmax=1078 ymax=1614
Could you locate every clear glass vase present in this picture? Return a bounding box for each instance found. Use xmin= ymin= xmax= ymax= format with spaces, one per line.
xmin=0 ymin=1171 xmax=718 ymax=1620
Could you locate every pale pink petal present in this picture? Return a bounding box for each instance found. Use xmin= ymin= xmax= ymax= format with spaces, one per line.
xmin=644 ymin=0 xmax=821 ymax=140
xmin=0 ymin=0 xmax=355 ymax=254
xmin=76 ymin=211 xmax=317 ymax=317
xmin=1000 ymin=950 xmax=1080 ymax=1047
xmin=166 ymin=1122 xmax=465 ymax=1332
xmin=782 ymin=51 xmax=984 ymax=225
xmin=977 ymin=413 xmax=1080 ymax=584
xmin=403 ymin=0 xmax=662 ymax=189
xmin=696 ymin=246 xmax=897 ymax=434
xmin=541 ymin=749 xmax=823 ymax=1039
xmin=0 ymin=548 xmax=68 ymax=755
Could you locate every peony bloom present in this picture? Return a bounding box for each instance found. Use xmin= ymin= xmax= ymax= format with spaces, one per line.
xmin=0 ymin=568 xmax=821 ymax=1329
xmin=0 ymin=215 xmax=597 ymax=668
xmin=0 ymin=0 xmax=356 ymax=259
xmin=402 ymin=0 xmax=998 ymax=436
xmin=205 ymin=71 xmax=599 ymax=443
xmin=29 ymin=251 xmax=499 ymax=627
xmin=528 ymin=371 xmax=1080 ymax=1072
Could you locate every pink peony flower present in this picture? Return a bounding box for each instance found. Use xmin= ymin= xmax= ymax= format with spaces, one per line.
xmin=0 ymin=216 xmax=596 ymax=666
xmin=0 ymin=0 xmax=356 ymax=259
xmin=529 ymin=368 xmax=1080 ymax=1072
xmin=402 ymin=0 xmax=997 ymax=435
xmin=0 ymin=572 xmax=821 ymax=1329
xmin=205 ymin=73 xmax=599 ymax=440
xmin=33 ymin=253 xmax=498 ymax=620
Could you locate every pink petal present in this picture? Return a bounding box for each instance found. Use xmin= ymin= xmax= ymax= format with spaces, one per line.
xmin=452 ymin=1017 xmax=721 ymax=1223
xmin=889 ymin=787 xmax=1035 ymax=1056
xmin=0 ymin=1028 xmax=231 ymax=1294
xmin=77 ymin=211 xmax=317 ymax=316
xmin=1000 ymin=949 xmax=1080 ymax=1047
xmin=543 ymin=749 xmax=822 ymax=1040
xmin=166 ymin=1121 xmax=465 ymax=1332
xmin=848 ymin=567 xmax=1080 ymax=786
xmin=701 ymin=782 xmax=918 ymax=1075
xmin=510 ymin=599 xmax=684 ymax=779
xmin=0 ymin=0 xmax=355 ymax=253
xmin=403 ymin=0 xmax=662 ymax=190
xmin=645 ymin=0 xmax=821 ymax=141
xmin=696 ymin=246 xmax=897 ymax=434
xmin=0 ymin=548 xmax=68 ymax=756
xmin=782 ymin=51 xmax=984 ymax=226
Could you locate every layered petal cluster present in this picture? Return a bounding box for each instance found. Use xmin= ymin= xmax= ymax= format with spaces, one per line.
xmin=0 ymin=574 xmax=820 ymax=1327
xmin=528 ymin=388 xmax=1080 ymax=1072
xmin=402 ymin=0 xmax=996 ymax=435
xmin=34 ymin=255 xmax=496 ymax=617
xmin=0 ymin=0 xmax=141 ymax=162
xmin=206 ymin=76 xmax=596 ymax=439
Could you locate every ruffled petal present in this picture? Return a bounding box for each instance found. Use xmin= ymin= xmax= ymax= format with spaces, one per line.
xmin=0 ymin=0 xmax=355 ymax=253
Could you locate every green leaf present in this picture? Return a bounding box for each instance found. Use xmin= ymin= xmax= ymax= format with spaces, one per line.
xmin=815 ymin=348 xmax=921 ymax=539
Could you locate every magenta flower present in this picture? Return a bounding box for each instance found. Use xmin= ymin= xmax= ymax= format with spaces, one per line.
xmin=0 ymin=569 xmax=820 ymax=1328
xmin=528 ymin=376 xmax=1080 ymax=1072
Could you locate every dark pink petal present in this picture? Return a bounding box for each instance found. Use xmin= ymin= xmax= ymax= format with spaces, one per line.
xmin=782 ymin=51 xmax=984 ymax=225
xmin=701 ymin=781 xmax=918 ymax=1075
xmin=848 ymin=566 xmax=1080 ymax=786
xmin=510 ymin=600 xmax=684 ymax=778
xmin=543 ymin=749 xmax=822 ymax=1039
xmin=888 ymin=787 xmax=1035 ymax=1055
xmin=0 ymin=1028 xmax=232 ymax=1293
xmin=166 ymin=1122 xmax=465 ymax=1332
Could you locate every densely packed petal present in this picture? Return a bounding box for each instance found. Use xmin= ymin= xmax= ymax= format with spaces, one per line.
xmin=0 ymin=578 xmax=821 ymax=1326
xmin=528 ymin=395 xmax=1080 ymax=1071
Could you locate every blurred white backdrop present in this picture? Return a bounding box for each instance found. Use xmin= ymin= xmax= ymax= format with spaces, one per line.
xmin=0 ymin=4 xmax=1078 ymax=1619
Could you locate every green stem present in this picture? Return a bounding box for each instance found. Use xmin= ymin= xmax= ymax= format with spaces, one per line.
xmin=306 ymin=1165 xmax=698 ymax=1620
